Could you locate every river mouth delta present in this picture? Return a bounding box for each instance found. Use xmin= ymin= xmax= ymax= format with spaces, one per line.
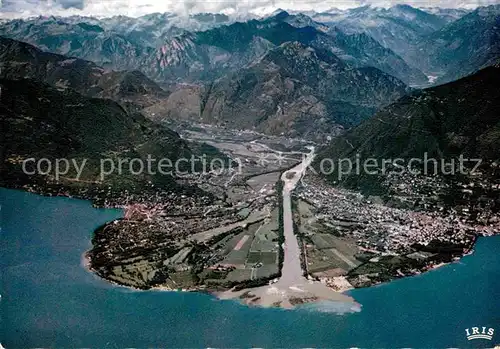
xmin=2 ymin=123 xmax=495 ymax=313
xmin=80 ymin=125 xmax=496 ymax=302
xmin=2 ymin=187 xmax=499 ymax=348
xmin=2 ymin=125 xmax=499 ymax=348
xmin=217 ymin=149 xmax=359 ymax=310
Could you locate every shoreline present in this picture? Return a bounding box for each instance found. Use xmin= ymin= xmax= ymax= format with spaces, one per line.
xmin=81 ymin=240 xmax=482 ymax=307
xmin=68 ymin=178 xmax=481 ymax=311
xmin=82 ymin=249 xmax=359 ymax=310
xmin=215 ymin=280 xmax=359 ymax=310
xmin=2 ymin=187 xmax=489 ymax=312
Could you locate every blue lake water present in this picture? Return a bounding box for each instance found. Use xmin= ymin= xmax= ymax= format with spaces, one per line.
xmin=1 ymin=187 xmax=499 ymax=348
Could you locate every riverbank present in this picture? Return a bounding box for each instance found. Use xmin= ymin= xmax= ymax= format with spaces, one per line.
xmin=81 ymin=144 xmax=488 ymax=309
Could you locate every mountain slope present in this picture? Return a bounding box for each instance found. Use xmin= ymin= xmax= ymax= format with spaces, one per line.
xmin=315 ymin=66 xmax=500 ymax=193
xmin=0 ymin=78 xmax=200 ymax=204
xmin=148 ymin=42 xmax=409 ymax=140
xmin=0 ymin=36 xmax=166 ymax=106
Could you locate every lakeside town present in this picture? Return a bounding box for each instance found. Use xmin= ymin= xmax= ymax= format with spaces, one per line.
xmin=80 ymin=125 xmax=500 ymax=304
xmin=9 ymin=122 xmax=497 ymax=301
xmin=5 ymin=119 xmax=498 ymax=301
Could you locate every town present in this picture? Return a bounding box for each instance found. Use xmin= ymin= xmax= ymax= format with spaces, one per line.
xmin=84 ymin=124 xmax=499 ymax=300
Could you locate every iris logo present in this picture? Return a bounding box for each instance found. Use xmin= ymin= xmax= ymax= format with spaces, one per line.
xmin=465 ymin=327 xmax=495 ymax=340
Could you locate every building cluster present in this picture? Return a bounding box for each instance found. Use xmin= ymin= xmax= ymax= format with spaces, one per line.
xmin=297 ymin=174 xmax=499 ymax=256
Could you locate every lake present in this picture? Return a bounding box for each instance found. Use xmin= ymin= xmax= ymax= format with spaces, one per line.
xmin=1 ymin=188 xmax=498 ymax=348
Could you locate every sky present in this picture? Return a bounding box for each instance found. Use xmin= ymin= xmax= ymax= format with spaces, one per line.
xmin=0 ymin=0 xmax=499 ymax=18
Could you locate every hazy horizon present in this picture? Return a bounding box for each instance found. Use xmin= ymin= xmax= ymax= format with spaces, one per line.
xmin=0 ymin=0 xmax=498 ymax=19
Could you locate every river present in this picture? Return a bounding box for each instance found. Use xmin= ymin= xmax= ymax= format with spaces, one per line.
xmin=1 ymin=187 xmax=499 ymax=348
xmin=279 ymin=147 xmax=315 ymax=286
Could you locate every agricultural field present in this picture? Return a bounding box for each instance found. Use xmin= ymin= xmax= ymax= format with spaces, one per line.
xmin=201 ymin=208 xmax=281 ymax=285
xmin=294 ymin=199 xmax=362 ymax=277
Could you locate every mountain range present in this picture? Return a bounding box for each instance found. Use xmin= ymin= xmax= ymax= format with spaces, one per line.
xmin=0 ymin=5 xmax=498 ymax=90
xmin=0 ymin=35 xmax=408 ymax=140
xmin=146 ymin=11 xmax=427 ymax=86
xmin=145 ymin=41 xmax=409 ymax=139
xmin=314 ymin=4 xmax=500 ymax=85
xmin=1 ymin=4 xmax=499 ymax=146
xmin=312 ymin=5 xmax=452 ymax=72
xmin=0 ymin=77 xmax=197 ymax=201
